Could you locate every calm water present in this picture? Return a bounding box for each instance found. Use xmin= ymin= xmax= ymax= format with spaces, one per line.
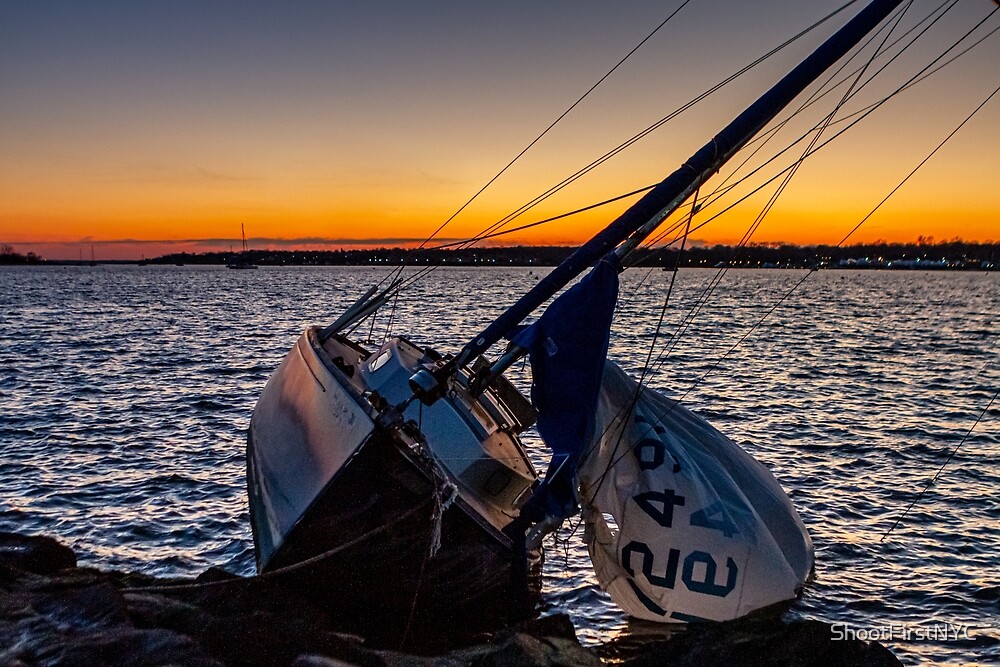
xmin=1 ymin=265 xmax=997 ymax=665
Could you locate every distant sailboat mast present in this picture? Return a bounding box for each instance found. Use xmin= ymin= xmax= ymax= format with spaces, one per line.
xmin=228 ymin=223 xmax=258 ymax=269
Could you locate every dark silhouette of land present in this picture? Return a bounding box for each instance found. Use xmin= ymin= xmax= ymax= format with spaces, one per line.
xmin=2 ymin=241 xmax=997 ymax=270
xmin=0 ymin=244 xmax=43 ymax=264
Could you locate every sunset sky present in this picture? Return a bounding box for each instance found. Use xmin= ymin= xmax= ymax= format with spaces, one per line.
xmin=1 ymin=1 xmax=997 ymax=260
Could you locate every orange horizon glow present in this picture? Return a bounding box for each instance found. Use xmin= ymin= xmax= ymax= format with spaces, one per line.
xmin=4 ymin=136 xmax=998 ymax=261
xmin=4 ymin=177 xmax=996 ymax=261
xmin=2 ymin=2 xmax=997 ymax=262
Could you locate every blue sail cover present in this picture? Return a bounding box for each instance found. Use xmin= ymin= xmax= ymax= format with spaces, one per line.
xmin=512 ymin=256 xmax=620 ymax=522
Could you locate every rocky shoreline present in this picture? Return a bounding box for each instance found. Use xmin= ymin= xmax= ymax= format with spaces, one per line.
xmin=1 ymin=532 xmax=901 ymax=666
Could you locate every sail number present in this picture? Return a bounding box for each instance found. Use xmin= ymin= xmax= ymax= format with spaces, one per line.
xmin=634 ymin=411 xmax=682 ymax=473
xmin=625 ymin=413 xmax=743 ymax=601
xmin=633 ymin=490 xmax=740 ymax=538
xmin=622 ymin=541 xmax=738 ymax=598
xmin=623 ymin=487 xmax=741 ymax=598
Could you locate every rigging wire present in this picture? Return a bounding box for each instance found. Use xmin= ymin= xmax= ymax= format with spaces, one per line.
xmin=421 ymin=0 xmax=995 ymax=500
xmin=432 ymin=0 xmax=943 ymax=268
xmin=366 ymin=2 xmax=863 ymax=313
xmin=834 ymin=81 xmax=1000 ymax=247
xmin=694 ymin=0 xmax=956 ymax=205
xmin=393 ymin=0 xmax=994 ymax=376
xmin=338 ymin=6 xmax=998 ymax=548
xmin=880 ymin=376 xmax=999 ymax=542
xmin=647 ymin=0 xmax=994 ymax=253
xmin=640 ymin=0 xmax=965 ymax=261
xmin=637 ymin=1 xmax=920 ymax=382
xmin=439 ymin=2 xmax=861 ymax=260
xmin=414 ymin=0 xmax=992 ymax=264
xmin=637 ymin=192 xmax=698 ymax=391
xmin=685 ymin=0 xmax=967 ymax=224
xmin=613 ymin=216 xmax=694 ymax=317
xmin=412 ymin=0 xmax=692 ymax=251
xmin=374 ymin=1 xmax=693 ymax=302
xmin=673 ymin=0 xmax=997 ymax=246
xmin=549 ymin=68 xmax=1000 ymax=497
xmin=360 ymin=0 xmax=1000 ymax=348
xmin=578 ymin=0 xmax=1000 ymax=499
xmin=651 ymin=77 xmax=1000 ymax=412
xmin=381 ymin=284 xmax=403 ymax=344
xmin=370 ymin=3 xmax=696 ymax=339
xmin=561 ymin=192 xmax=698 ymax=541
xmin=344 ymin=1 xmax=997 ymax=385
xmin=405 ymin=0 xmax=963 ymax=317
xmin=816 ymin=20 xmax=1000 ymax=128
xmin=424 ymin=185 xmax=658 ymax=251
xmin=585 ymin=64 xmax=1000 ymax=509
xmin=582 ymin=19 xmax=901 ymax=497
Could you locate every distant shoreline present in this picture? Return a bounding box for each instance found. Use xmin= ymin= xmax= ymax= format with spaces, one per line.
xmin=2 ymin=241 xmax=997 ymax=270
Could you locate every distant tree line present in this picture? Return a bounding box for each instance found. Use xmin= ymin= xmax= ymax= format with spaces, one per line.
xmin=648 ymin=240 xmax=998 ymax=270
xmin=0 ymin=245 xmax=43 ymax=264
xmin=148 ymin=241 xmax=997 ymax=270
xmin=153 ymin=246 xmax=578 ymax=267
xmin=5 ymin=240 xmax=997 ymax=269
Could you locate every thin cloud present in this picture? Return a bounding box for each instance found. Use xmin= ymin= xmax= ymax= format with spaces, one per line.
xmin=106 ymin=164 xmax=261 ymax=185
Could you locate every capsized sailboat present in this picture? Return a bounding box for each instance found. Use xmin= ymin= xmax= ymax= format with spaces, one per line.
xmin=247 ymin=0 xmax=906 ymax=647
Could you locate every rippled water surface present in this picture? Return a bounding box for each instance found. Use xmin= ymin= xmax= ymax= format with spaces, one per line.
xmin=1 ymin=265 xmax=997 ymax=665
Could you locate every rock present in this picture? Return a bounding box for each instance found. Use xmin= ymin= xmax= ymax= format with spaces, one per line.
xmin=0 ymin=532 xmax=76 ymax=574
xmin=0 ymin=532 xmax=905 ymax=667
xmin=31 ymin=580 xmax=130 ymax=631
xmin=123 ymin=591 xmax=213 ymax=637
xmin=458 ymin=632 xmax=601 ymax=667
xmin=608 ymin=618 xmax=903 ymax=667
xmin=195 ymin=567 xmax=241 ymax=584
xmin=0 ymin=580 xmax=219 ymax=666
xmin=156 ymin=577 xmax=373 ymax=666
xmin=293 ymin=656 xmax=361 ymax=667
xmin=512 ymin=613 xmax=580 ymax=641
xmin=302 ymin=647 xmax=463 ymax=667
xmin=47 ymin=626 xmax=221 ymax=667
xmin=451 ymin=613 xmax=600 ymax=667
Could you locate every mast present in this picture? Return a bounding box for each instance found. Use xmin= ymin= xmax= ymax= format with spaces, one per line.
xmin=461 ymin=0 xmax=903 ymax=365
xmin=400 ymin=0 xmax=906 ymax=405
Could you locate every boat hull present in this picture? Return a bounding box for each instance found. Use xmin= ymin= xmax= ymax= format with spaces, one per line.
xmin=247 ymin=329 xmax=541 ymax=647
xmin=252 ymin=426 xmax=539 ymax=648
xmin=247 ymin=331 xmax=376 ymax=566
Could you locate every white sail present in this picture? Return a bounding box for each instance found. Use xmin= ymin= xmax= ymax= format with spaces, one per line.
xmin=580 ymin=362 xmax=814 ymax=622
